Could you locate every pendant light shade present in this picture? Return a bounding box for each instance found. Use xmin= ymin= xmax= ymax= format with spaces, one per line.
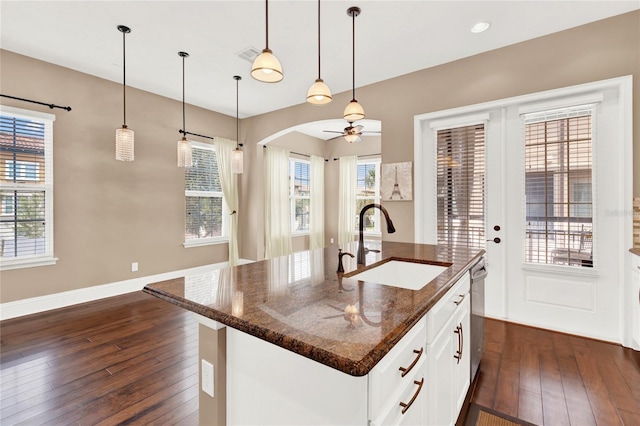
xmin=232 ymin=75 xmax=243 ymax=174
xmin=306 ymin=0 xmax=332 ymax=105
xmin=115 ymin=25 xmax=134 ymax=161
xmin=343 ymin=7 xmax=365 ymax=122
xmin=251 ymin=0 xmax=283 ymax=83
xmin=177 ymin=51 xmax=193 ymax=168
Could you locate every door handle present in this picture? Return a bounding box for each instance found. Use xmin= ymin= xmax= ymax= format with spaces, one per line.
xmin=487 ymin=237 xmax=501 ymax=244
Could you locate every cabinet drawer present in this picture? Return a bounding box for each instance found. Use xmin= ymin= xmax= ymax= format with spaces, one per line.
xmin=631 ymin=252 xmax=640 ymax=272
xmin=370 ymin=359 xmax=426 ymax=426
xmin=369 ymin=317 xmax=426 ymax=420
xmin=425 ymin=273 xmax=470 ymax=344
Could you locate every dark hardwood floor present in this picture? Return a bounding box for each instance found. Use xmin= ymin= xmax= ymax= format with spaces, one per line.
xmin=1 ymin=292 xmax=639 ymax=425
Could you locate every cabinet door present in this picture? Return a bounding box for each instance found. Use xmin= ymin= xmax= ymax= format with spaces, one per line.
xmin=452 ymin=296 xmax=471 ymax=413
xmin=426 ymin=314 xmax=455 ymax=426
xmin=370 ymin=360 xmax=427 ymax=426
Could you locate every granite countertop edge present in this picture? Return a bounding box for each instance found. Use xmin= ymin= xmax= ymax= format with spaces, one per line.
xmin=143 ymin=246 xmax=484 ymax=377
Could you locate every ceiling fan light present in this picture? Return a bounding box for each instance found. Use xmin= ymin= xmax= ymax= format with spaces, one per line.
xmin=251 ymin=48 xmax=283 ymax=83
xmin=115 ymin=125 xmax=134 ymax=161
xmin=177 ymin=136 xmax=193 ymax=168
xmin=306 ymin=79 xmax=332 ymax=105
xmin=343 ymin=100 xmax=365 ymax=122
xmin=344 ymin=133 xmax=361 ymax=143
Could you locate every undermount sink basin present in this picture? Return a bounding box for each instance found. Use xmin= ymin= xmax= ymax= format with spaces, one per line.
xmin=347 ymin=260 xmax=449 ymax=290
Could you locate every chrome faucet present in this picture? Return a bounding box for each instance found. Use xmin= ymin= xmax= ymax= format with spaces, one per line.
xmin=357 ymin=203 xmax=396 ymax=265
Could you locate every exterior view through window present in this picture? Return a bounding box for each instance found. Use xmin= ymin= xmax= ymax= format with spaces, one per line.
xmin=355 ymin=159 xmax=381 ymax=233
xmin=289 ymin=158 xmax=310 ymax=233
xmin=0 ymin=112 xmax=52 ymax=262
xmin=185 ymin=143 xmax=225 ymax=242
xmin=436 ymin=124 xmax=486 ymax=250
xmin=524 ymin=106 xmax=593 ymax=267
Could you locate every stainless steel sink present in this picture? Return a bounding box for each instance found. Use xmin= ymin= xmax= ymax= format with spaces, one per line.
xmin=347 ymin=260 xmax=449 ymax=290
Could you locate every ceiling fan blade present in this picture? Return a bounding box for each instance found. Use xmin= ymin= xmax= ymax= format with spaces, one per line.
xmin=323 ymin=130 xmax=344 ymax=134
xmin=326 ymin=135 xmax=344 ymax=141
xmin=353 ymin=125 xmax=364 ymax=132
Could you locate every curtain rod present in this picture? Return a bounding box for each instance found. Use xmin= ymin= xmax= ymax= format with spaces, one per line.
xmin=1 ymin=94 xmax=72 ymax=111
xmin=179 ymin=129 xmax=243 ymax=147
xmin=333 ymin=153 xmax=381 ymax=161
xmin=262 ymin=145 xmax=328 ymax=161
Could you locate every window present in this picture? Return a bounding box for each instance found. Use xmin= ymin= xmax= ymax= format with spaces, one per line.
xmin=0 ymin=106 xmax=55 ymax=268
xmin=436 ymin=124 xmax=486 ymax=249
xmin=289 ymin=158 xmax=310 ymax=233
xmin=355 ymin=158 xmax=381 ymax=234
xmin=524 ymin=106 xmax=593 ymax=267
xmin=185 ymin=142 xmax=227 ymax=245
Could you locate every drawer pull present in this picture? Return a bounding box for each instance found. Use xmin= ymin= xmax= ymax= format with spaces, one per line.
xmin=453 ymin=323 xmax=463 ymax=363
xmin=454 ymin=294 xmax=466 ymax=305
xmin=398 ymin=347 xmax=423 ymax=377
xmin=400 ymin=378 xmax=424 ymax=414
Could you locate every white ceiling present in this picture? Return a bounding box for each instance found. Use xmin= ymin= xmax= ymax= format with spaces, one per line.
xmin=1 ymin=1 xmax=638 ymax=120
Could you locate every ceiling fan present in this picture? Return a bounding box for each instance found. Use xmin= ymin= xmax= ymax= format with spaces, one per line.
xmin=323 ymin=122 xmax=380 ymax=143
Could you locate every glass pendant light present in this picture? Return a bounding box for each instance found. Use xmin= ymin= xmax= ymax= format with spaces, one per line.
xmin=177 ymin=51 xmax=193 ymax=168
xmin=115 ymin=25 xmax=134 ymax=161
xmin=251 ymin=0 xmax=284 ymax=83
xmin=232 ymin=76 xmax=243 ymax=174
xmin=306 ymin=0 xmax=332 ymax=105
xmin=343 ymin=7 xmax=365 ymax=122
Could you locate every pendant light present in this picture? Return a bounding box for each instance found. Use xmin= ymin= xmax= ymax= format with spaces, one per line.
xmin=306 ymin=0 xmax=332 ymax=105
xmin=251 ymin=0 xmax=284 ymax=83
xmin=115 ymin=25 xmax=134 ymax=161
xmin=232 ymin=76 xmax=243 ymax=174
xmin=177 ymin=51 xmax=193 ymax=168
xmin=343 ymin=7 xmax=365 ymax=122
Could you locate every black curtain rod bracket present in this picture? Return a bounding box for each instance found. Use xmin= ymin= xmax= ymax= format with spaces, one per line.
xmin=1 ymin=94 xmax=72 ymax=111
xmin=179 ymin=129 xmax=243 ymax=147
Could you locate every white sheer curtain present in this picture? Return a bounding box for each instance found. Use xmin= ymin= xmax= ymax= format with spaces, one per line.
xmin=309 ymin=155 xmax=325 ymax=250
xmin=338 ymin=155 xmax=358 ymax=244
xmin=214 ymin=137 xmax=239 ymax=266
xmin=264 ymin=145 xmax=292 ymax=258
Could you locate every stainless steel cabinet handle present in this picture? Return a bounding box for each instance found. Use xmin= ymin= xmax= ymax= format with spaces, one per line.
xmin=398 ymin=347 xmax=423 ymax=377
xmin=454 ymin=323 xmax=463 ymax=363
xmin=399 ymin=378 xmax=424 ymax=414
xmin=454 ymin=294 xmax=466 ymax=305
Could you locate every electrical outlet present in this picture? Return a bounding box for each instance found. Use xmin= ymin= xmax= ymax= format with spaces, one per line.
xmin=330 ymin=238 xmax=334 ymax=244
xmin=201 ymin=359 xmax=214 ymax=397
xmin=131 ymin=262 xmax=138 ymax=272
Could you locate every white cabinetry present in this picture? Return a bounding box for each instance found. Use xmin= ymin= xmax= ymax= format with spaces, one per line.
xmin=425 ymin=273 xmax=471 ymax=426
xmin=630 ymin=254 xmax=640 ymax=350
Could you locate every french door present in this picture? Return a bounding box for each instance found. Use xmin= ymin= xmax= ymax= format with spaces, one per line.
xmin=414 ymin=77 xmax=632 ymax=343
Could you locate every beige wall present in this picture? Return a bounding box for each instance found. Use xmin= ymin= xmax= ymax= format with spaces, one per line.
xmin=240 ymin=10 xmax=640 ymax=259
xmin=2 ymin=11 xmax=638 ymax=303
xmin=0 ymin=50 xmax=236 ymax=303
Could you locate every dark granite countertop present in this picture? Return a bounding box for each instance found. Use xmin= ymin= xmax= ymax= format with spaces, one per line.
xmin=630 ymin=248 xmax=640 ymax=257
xmin=143 ymin=241 xmax=484 ymax=376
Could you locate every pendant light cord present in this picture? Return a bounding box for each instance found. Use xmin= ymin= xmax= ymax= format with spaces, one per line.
xmin=351 ymin=9 xmax=356 ymax=101
xmin=122 ymin=29 xmax=127 ymax=126
xmin=317 ymin=0 xmax=321 ymax=79
xmin=265 ymin=0 xmax=269 ymax=49
xmin=182 ymin=54 xmax=186 ymax=134
xmin=234 ymin=75 xmax=241 ymax=149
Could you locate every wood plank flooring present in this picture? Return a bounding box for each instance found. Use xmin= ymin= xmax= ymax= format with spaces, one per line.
xmin=472 ymin=318 xmax=640 ymax=425
xmin=1 ymin=292 xmax=639 ymax=425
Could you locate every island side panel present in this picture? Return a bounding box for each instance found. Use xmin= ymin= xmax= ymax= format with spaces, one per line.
xmin=226 ymin=327 xmax=369 ymax=425
xmin=199 ymin=320 xmax=226 ymax=425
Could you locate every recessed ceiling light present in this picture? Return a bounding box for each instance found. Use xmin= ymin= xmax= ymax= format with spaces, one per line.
xmin=471 ymin=22 xmax=491 ymax=33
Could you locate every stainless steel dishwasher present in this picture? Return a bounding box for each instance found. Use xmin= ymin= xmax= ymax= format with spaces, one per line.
xmin=470 ymin=257 xmax=487 ymax=380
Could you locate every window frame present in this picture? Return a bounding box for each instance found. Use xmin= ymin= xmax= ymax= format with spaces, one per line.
xmin=183 ymin=141 xmax=228 ymax=248
xmin=289 ymin=157 xmax=311 ymax=236
xmin=0 ymin=105 xmax=56 ymax=270
xmin=356 ymin=157 xmax=382 ymax=236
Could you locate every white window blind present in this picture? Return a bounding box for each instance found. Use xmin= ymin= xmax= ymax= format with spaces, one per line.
xmin=436 ymin=123 xmax=486 ymax=250
xmin=185 ymin=143 xmax=226 ymax=244
xmin=289 ymin=158 xmax=310 ymax=233
xmin=355 ymin=158 xmax=381 ymax=234
xmin=0 ymin=108 xmax=55 ymax=268
xmin=524 ymin=105 xmax=593 ymax=267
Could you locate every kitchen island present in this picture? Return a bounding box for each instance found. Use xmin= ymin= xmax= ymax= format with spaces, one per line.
xmin=144 ymin=241 xmax=484 ymax=425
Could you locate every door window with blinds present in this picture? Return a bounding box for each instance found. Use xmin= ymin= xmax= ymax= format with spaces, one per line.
xmin=356 ymin=158 xmax=381 ymax=234
xmin=436 ymin=124 xmax=485 ymax=250
xmin=289 ymin=158 xmax=310 ymax=233
xmin=524 ymin=106 xmax=593 ymax=267
xmin=185 ymin=142 xmax=227 ymax=245
xmin=0 ymin=107 xmax=55 ymax=268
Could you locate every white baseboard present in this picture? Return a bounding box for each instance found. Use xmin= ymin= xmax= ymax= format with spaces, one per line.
xmin=0 ymin=259 xmax=254 ymax=321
